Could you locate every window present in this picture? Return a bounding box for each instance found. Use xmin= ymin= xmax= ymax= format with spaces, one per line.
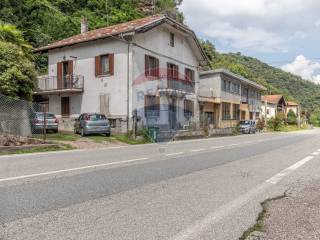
xmin=184 ymin=100 xmax=194 ymax=117
xmin=101 ymin=55 xmax=110 ymax=75
xmin=170 ymin=33 xmax=175 ymax=47
xmin=95 ymin=54 xmax=114 ymax=76
xmin=185 ymin=68 xmax=195 ymax=84
xmin=222 ymin=102 xmax=231 ymax=120
xmin=145 ymin=55 xmax=159 ymax=77
xmin=144 ymin=95 xmax=160 ymax=117
xmin=267 ymin=109 xmax=270 ymax=115
xmin=233 ymin=104 xmax=240 ymax=120
xmin=167 ymin=63 xmax=179 ymax=80
xmin=242 ymin=87 xmax=248 ymax=97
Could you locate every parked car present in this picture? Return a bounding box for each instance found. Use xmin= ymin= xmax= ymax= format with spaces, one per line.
xmin=239 ymin=120 xmax=256 ymax=134
xmin=31 ymin=112 xmax=59 ymax=133
xmin=74 ymin=113 xmax=111 ymax=137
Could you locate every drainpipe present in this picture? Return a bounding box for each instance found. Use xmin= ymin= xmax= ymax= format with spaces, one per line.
xmin=127 ymin=42 xmax=130 ymax=135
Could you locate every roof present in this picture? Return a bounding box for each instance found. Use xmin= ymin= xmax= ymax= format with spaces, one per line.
xmin=287 ymin=101 xmax=299 ymax=106
xmin=200 ymin=69 xmax=267 ymax=91
xmin=34 ymin=15 xmax=208 ymax=64
xmin=261 ymin=95 xmax=284 ymax=104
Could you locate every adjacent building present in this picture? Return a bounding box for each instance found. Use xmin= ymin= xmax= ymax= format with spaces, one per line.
xmin=198 ymin=69 xmax=266 ymax=129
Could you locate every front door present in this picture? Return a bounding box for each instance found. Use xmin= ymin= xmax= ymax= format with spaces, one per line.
xmin=61 ymin=97 xmax=70 ymax=116
xmin=168 ymin=99 xmax=176 ymax=130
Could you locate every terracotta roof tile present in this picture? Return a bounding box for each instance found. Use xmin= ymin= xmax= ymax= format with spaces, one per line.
xmin=35 ymin=15 xmax=166 ymax=52
xmin=261 ymin=95 xmax=284 ymax=104
xmin=287 ymin=101 xmax=298 ymax=106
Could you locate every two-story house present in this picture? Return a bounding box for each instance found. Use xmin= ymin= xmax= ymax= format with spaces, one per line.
xmin=198 ymin=69 xmax=266 ymax=129
xmin=261 ymin=95 xmax=287 ymax=119
xmin=34 ymin=15 xmax=208 ymax=133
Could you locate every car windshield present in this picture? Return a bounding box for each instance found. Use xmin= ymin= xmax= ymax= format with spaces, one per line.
xmin=88 ymin=114 xmax=106 ymax=121
xmin=36 ymin=113 xmax=56 ymax=119
xmin=240 ymin=121 xmax=250 ymax=125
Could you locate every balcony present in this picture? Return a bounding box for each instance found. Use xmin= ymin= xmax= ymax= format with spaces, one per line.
xmin=158 ymin=78 xmax=195 ymax=97
xmin=34 ymin=75 xmax=84 ymax=95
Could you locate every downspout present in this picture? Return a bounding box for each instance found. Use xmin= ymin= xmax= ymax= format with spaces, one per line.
xmin=127 ymin=41 xmax=130 ymax=135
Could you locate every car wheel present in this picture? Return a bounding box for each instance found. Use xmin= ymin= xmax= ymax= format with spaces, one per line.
xmin=105 ymin=132 xmax=111 ymax=137
xmin=81 ymin=128 xmax=86 ymax=137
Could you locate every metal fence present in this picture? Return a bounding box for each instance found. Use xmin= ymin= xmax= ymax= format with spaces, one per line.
xmin=0 ymin=94 xmax=47 ymax=138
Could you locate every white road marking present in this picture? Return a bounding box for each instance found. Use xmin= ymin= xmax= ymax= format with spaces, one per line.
xmin=210 ymin=146 xmax=225 ymax=149
xmin=170 ymin=183 xmax=269 ymax=240
xmin=171 ymin=153 xmax=317 ymax=240
xmin=166 ymin=152 xmax=184 ymax=156
xmin=0 ymin=157 xmax=149 ymax=183
xmin=191 ymin=149 xmax=205 ymax=152
xmin=312 ymin=152 xmax=319 ymax=156
xmin=266 ymin=156 xmax=314 ymax=184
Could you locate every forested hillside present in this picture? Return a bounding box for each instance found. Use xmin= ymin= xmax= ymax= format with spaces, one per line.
xmin=200 ymin=40 xmax=320 ymax=111
xmin=1 ymin=0 xmax=320 ymax=112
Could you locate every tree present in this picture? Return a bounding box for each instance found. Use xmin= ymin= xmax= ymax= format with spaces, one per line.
xmin=310 ymin=109 xmax=320 ymax=127
xmin=0 ymin=41 xmax=37 ymax=100
xmin=0 ymin=22 xmax=31 ymax=54
xmin=286 ymin=109 xmax=297 ymax=125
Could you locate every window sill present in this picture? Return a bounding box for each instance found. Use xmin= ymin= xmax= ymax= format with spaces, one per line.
xmin=97 ymin=74 xmax=112 ymax=78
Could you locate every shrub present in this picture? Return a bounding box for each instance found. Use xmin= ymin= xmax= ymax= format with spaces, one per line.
xmin=286 ymin=109 xmax=297 ymax=125
xmin=268 ymin=113 xmax=285 ymax=131
xmin=256 ymin=118 xmax=266 ymax=131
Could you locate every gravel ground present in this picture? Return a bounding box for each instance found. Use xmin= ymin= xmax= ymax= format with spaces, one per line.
xmin=247 ymin=180 xmax=320 ymax=240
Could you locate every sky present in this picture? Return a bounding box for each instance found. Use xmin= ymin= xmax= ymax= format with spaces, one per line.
xmin=180 ymin=0 xmax=320 ymax=84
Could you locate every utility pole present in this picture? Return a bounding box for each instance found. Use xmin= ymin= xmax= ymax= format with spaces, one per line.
xmin=298 ymin=104 xmax=301 ymax=128
xmin=152 ymin=0 xmax=156 ymax=15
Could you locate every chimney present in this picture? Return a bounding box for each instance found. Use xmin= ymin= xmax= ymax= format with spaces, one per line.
xmin=81 ymin=18 xmax=88 ymax=34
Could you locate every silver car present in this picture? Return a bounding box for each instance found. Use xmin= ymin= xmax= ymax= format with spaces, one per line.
xmin=74 ymin=113 xmax=111 ymax=137
xmin=31 ymin=112 xmax=59 ymax=133
xmin=239 ymin=120 xmax=256 ymax=134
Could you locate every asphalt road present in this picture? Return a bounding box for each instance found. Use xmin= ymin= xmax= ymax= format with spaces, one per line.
xmin=1 ymin=130 xmax=320 ymax=239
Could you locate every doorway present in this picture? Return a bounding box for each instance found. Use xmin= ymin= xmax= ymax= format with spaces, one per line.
xmin=61 ymin=97 xmax=70 ymax=116
xmin=168 ymin=98 xmax=177 ymax=130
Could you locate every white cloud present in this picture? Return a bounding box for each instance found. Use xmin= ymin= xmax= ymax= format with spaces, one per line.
xmin=281 ymin=55 xmax=320 ymax=84
xmin=180 ymin=0 xmax=320 ymax=52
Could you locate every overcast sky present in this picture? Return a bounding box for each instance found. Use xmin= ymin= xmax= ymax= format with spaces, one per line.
xmin=180 ymin=0 xmax=320 ymax=84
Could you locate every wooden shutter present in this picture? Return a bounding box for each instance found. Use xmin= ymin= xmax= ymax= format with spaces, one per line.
xmin=109 ymin=53 xmax=114 ymax=75
xmin=67 ymin=60 xmax=73 ymax=75
xmin=95 ymin=56 xmax=101 ymax=76
xmin=57 ymin=62 xmax=63 ymax=89
xmin=175 ymin=65 xmax=179 ymax=80
xmin=145 ymin=55 xmax=149 ymax=76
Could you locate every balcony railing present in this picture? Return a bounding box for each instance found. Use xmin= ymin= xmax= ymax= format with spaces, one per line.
xmin=35 ymin=75 xmax=84 ymax=94
xmin=158 ymin=78 xmax=195 ymax=95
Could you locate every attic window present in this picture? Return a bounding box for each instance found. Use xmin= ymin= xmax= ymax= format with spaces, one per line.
xmin=170 ymin=33 xmax=175 ymax=47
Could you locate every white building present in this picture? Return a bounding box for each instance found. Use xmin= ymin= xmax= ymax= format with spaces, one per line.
xmin=34 ymin=15 xmax=208 ymax=133
xmin=261 ymin=95 xmax=287 ymax=119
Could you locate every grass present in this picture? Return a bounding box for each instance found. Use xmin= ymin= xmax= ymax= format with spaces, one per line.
xmin=239 ymin=194 xmax=287 ymax=240
xmin=33 ymin=132 xmax=80 ymax=142
xmin=34 ymin=132 xmax=152 ymax=145
xmin=110 ymin=135 xmax=153 ymax=145
xmin=267 ymin=124 xmax=309 ymax=133
xmin=0 ymin=144 xmax=74 ymax=155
